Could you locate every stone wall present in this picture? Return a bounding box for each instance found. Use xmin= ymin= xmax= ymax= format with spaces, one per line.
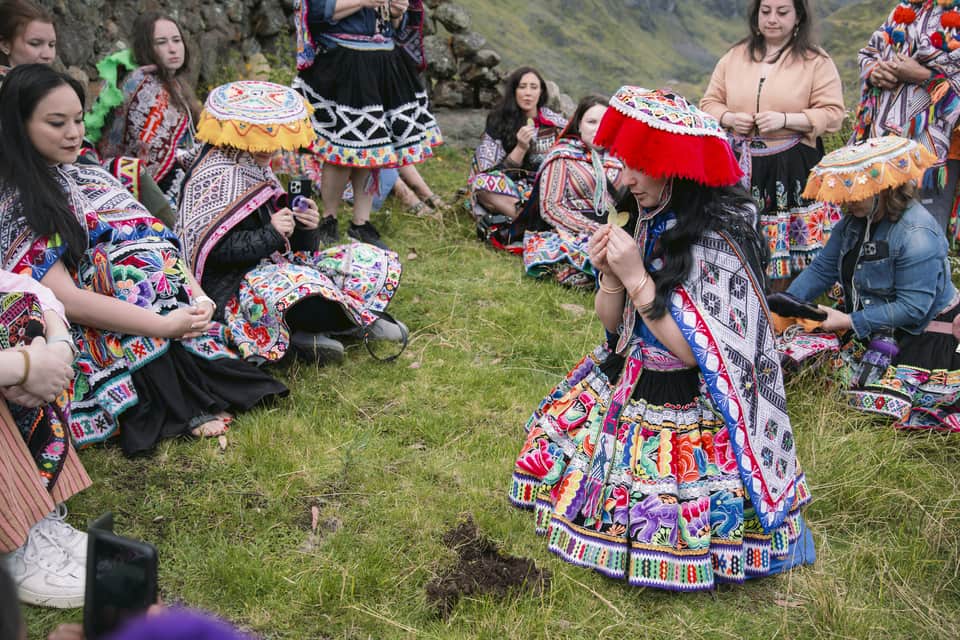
xmin=38 ymin=0 xmax=574 ymax=117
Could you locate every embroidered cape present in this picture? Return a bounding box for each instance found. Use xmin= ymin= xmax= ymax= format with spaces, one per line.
xmin=97 ymin=67 xmax=193 ymax=182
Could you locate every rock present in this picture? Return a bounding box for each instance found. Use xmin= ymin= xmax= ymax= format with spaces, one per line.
xmin=424 ymin=0 xmax=444 ymax=8
xmin=557 ymin=93 xmax=576 ymax=118
xmin=450 ymin=31 xmax=486 ymax=59
xmin=432 ymin=79 xmax=469 ymax=108
xmin=65 ymin=66 xmax=90 ymax=96
xmin=435 ymin=3 xmax=471 ymax=33
xmin=246 ymin=52 xmax=272 ymax=81
xmin=477 ymin=87 xmax=501 ymax=108
xmin=225 ymin=0 xmax=247 ymax=23
xmin=462 ymin=65 xmax=500 ymax=88
xmin=424 ymin=35 xmax=457 ymax=79
xmin=198 ymin=29 xmax=232 ymax=86
xmin=471 ymin=49 xmax=501 ymax=67
xmin=252 ymin=2 xmax=287 ymax=37
xmin=545 ymin=80 xmax=561 ymax=103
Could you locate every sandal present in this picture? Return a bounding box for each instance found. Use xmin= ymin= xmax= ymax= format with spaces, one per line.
xmin=424 ymin=194 xmax=447 ymax=210
xmin=406 ymin=201 xmax=428 ymax=216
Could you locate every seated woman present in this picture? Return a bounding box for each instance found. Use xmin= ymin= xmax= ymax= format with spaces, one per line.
xmin=177 ymin=80 xmax=405 ymax=365
xmin=468 ymin=66 xmax=566 ymax=247
xmin=96 ymin=11 xmax=198 ymax=205
xmin=784 ymin=136 xmax=959 ymax=432
xmin=509 ymin=87 xmax=813 ymax=590
xmin=0 ymin=65 xmax=287 ymax=455
xmin=0 ymin=270 xmax=89 ymax=608
xmin=519 ymin=94 xmax=623 ymax=288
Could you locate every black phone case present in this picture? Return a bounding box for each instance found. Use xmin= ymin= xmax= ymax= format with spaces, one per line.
xmin=83 ymin=512 xmax=159 ymax=639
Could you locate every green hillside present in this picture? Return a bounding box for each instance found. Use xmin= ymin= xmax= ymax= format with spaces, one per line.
xmin=455 ymin=0 xmax=890 ymax=107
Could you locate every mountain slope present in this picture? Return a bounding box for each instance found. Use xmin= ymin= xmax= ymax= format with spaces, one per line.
xmin=454 ymin=0 xmax=888 ymax=106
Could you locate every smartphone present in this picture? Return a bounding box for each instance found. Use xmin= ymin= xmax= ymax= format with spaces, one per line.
xmin=287 ymin=176 xmax=313 ymax=201
xmin=83 ymin=513 xmax=158 ymax=640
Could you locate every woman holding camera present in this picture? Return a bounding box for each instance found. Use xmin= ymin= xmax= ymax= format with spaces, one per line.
xmin=786 ymin=137 xmax=959 ymax=432
xmin=178 ymin=81 xmax=405 ymax=365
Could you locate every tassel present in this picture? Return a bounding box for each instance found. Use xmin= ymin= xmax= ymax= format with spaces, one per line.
xmin=893 ymin=5 xmax=918 ymax=23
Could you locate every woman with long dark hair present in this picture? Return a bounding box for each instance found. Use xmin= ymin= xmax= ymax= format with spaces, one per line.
xmin=520 ymin=94 xmax=622 ymax=288
xmin=0 ymin=64 xmax=286 ymax=456
xmin=468 ymin=66 xmax=567 ymax=242
xmin=510 ymin=87 xmax=813 ymax=591
xmin=701 ymin=0 xmax=844 ymax=291
xmin=97 ymin=12 xmax=199 ymax=204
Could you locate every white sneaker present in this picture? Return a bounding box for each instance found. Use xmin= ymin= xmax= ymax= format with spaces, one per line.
xmin=4 ymin=528 xmax=85 ymax=608
xmin=34 ymin=505 xmax=87 ymax=565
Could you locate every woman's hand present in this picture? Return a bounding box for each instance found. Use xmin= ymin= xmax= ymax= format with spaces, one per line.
xmin=292 ymin=198 xmax=320 ymax=230
xmin=604 ymin=225 xmax=647 ymax=288
xmin=869 ymin=60 xmax=899 ymax=90
xmin=515 ymin=124 xmax=536 ymax=152
xmin=754 ymin=111 xmax=787 ymax=134
xmin=270 ymin=207 xmax=295 ymax=237
xmin=588 ymin=225 xmax=613 ymax=275
xmin=163 ymin=306 xmax=211 ymax=340
xmin=725 ymin=111 xmax=755 ymax=136
xmin=818 ymin=305 xmax=852 ymax=333
xmin=390 ymin=0 xmax=409 ymax=18
xmin=3 ymin=338 xmax=75 ymax=406
xmin=890 ymin=53 xmax=931 ymax=84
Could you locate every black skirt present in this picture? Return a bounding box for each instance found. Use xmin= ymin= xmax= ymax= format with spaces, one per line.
xmin=294 ymin=45 xmax=441 ymax=168
xmin=119 ymin=343 xmax=288 ymax=455
xmin=895 ymin=301 xmax=960 ymax=371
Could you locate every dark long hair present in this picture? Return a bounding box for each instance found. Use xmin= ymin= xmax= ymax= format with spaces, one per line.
xmin=0 ymin=0 xmax=53 ymax=66
xmin=561 ymin=94 xmax=608 ymax=141
xmin=0 ymin=64 xmax=87 ymax=264
xmin=131 ymin=12 xmax=199 ymax=120
xmin=740 ymin=0 xmax=823 ymax=62
xmin=644 ymin=179 xmax=767 ymax=319
xmin=485 ymin=66 xmax=548 ymax=153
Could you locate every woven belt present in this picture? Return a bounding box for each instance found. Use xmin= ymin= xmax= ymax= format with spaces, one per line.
xmin=925 ymin=320 xmax=955 ymax=335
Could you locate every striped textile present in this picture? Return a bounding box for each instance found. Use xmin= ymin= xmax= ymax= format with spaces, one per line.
xmin=0 ymin=401 xmax=91 ymax=553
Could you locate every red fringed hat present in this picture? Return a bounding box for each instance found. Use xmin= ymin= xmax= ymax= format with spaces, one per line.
xmin=594 ymin=86 xmax=743 ymax=187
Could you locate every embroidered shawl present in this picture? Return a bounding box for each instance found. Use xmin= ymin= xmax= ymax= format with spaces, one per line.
xmin=536 ymin=138 xmax=622 ymax=236
xmin=854 ymin=3 xmax=960 ymax=164
xmin=97 ymin=67 xmax=193 ymax=181
xmin=668 ymin=230 xmax=797 ymax=530
xmin=0 ymin=163 xmax=176 ymax=279
xmin=177 ymin=146 xmax=284 ymax=280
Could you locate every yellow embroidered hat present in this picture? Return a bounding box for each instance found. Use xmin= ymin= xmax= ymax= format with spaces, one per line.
xmin=196 ymin=80 xmax=316 ymax=153
xmin=802 ymin=136 xmax=936 ymax=204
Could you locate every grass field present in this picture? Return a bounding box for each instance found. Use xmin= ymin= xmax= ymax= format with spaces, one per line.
xmin=23 ymin=144 xmax=960 ymax=639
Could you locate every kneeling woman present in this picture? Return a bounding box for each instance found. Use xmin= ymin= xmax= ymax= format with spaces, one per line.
xmin=177 ymin=81 xmax=404 ymax=364
xmin=509 ymin=87 xmax=814 ymax=590
xmin=786 ymin=137 xmax=959 ymax=432
xmin=0 ymin=65 xmax=287 ymax=455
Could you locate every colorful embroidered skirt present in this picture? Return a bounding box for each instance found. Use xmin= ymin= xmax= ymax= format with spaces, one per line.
xmin=509 ymin=343 xmax=814 ymax=591
xmin=225 ymin=243 xmax=402 ymax=362
xmin=0 ymin=291 xmax=70 ymax=489
xmin=69 ymin=237 xmax=286 ymax=453
xmin=522 ymin=230 xmax=595 ymax=289
xmin=749 ymin=143 xmax=841 ymax=281
xmin=293 ymin=46 xmax=442 ymax=168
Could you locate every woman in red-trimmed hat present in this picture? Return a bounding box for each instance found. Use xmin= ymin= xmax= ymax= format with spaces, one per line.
xmin=509 ymin=87 xmax=814 ymax=591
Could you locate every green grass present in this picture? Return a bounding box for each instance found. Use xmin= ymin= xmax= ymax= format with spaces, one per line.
xmin=23 ymin=145 xmax=960 ymax=639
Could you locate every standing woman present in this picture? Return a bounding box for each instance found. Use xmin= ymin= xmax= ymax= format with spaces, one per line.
xmin=97 ymin=12 xmax=199 ymax=205
xmin=293 ymin=0 xmax=442 ymax=250
xmin=0 ymin=65 xmax=287 ymax=455
xmin=468 ymin=66 xmax=567 ymax=227
xmin=701 ymin=0 xmax=844 ymax=291
xmin=510 ymin=87 xmax=813 ymax=590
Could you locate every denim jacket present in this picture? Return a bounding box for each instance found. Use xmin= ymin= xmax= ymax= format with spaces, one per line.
xmin=788 ymin=200 xmax=956 ymax=338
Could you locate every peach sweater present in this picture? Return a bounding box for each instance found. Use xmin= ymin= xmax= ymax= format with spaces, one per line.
xmin=700 ymin=43 xmax=844 ymax=148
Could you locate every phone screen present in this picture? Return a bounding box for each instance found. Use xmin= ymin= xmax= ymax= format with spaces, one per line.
xmin=85 ymin=534 xmax=157 ymax=638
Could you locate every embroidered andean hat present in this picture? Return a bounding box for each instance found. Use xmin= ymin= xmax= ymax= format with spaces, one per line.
xmin=802 ymin=136 xmax=936 ymax=203
xmin=196 ymin=80 xmax=316 ymax=153
xmin=593 ymin=86 xmax=742 ymax=187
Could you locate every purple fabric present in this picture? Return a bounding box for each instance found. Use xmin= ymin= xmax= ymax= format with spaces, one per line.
xmin=107 ymin=609 xmax=254 ymax=640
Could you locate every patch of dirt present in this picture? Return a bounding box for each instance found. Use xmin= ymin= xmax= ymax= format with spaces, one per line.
xmin=425 ymin=517 xmax=550 ymax=619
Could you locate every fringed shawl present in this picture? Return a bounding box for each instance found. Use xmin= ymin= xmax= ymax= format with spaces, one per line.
xmin=176 ymin=146 xmax=283 ymax=281
xmin=854 ymin=3 xmax=960 ymax=166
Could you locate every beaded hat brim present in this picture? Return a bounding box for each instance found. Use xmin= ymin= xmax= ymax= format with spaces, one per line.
xmin=802 ymin=136 xmax=936 ymax=203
